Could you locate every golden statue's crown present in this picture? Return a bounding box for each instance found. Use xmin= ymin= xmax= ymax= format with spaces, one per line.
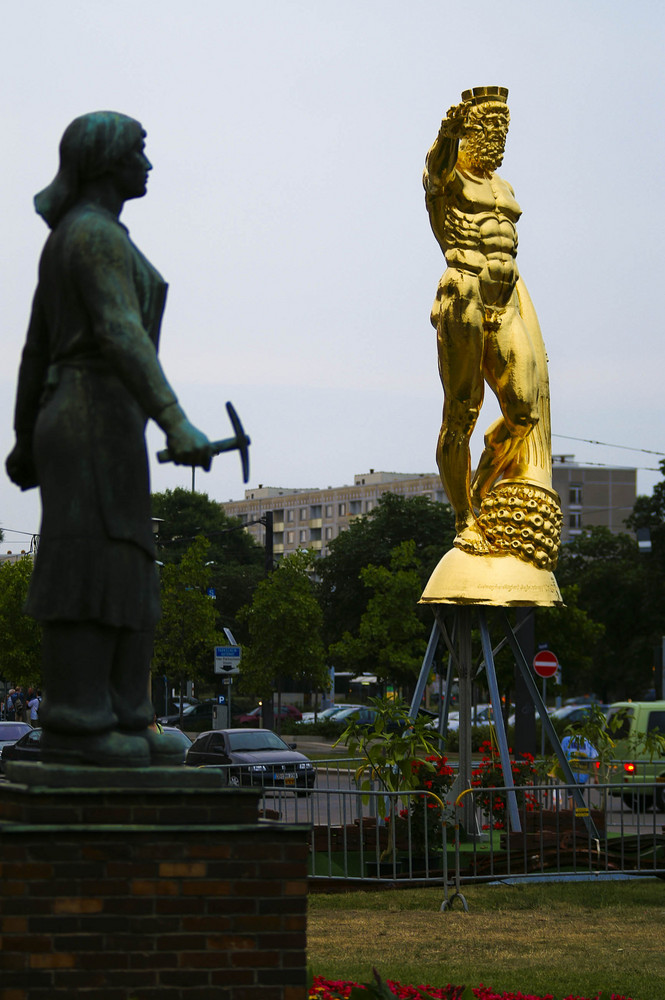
xmin=461 ymin=86 xmax=509 ymax=106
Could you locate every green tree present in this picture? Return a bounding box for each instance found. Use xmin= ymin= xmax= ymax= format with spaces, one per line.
xmin=151 ymin=487 xmax=264 ymax=638
xmin=317 ymin=493 xmax=455 ymax=648
xmin=627 ymin=458 xmax=665 ymax=566
xmin=534 ymin=583 xmax=606 ymax=696
xmin=0 ymin=556 xmax=42 ymax=687
xmin=329 ymin=540 xmax=428 ymax=693
xmin=554 ymin=527 xmax=662 ymax=700
xmin=238 ymin=549 xmax=327 ymax=712
xmin=152 ymin=536 xmax=223 ymax=707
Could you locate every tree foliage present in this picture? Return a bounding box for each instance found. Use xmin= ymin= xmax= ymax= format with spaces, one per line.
xmin=152 ymin=535 xmax=223 ymax=690
xmin=627 ymin=457 xmax=665 ymax=567
xmin=151 ymin=487 xmax=264 ymax=638
xmin=0 ymin=556 xmax=41 ymax=687
xmin=238 ymin=549 xmax=327 ymax=701
xmin=534 ymin=583 xmax=605 ymax=695
xmin=317 ymin=492 xmax=455 ymax=648
xmin=328 ymin=540 xmax=428 ymax=692
xmin=553 ymin=527 xmax=663 ymax=700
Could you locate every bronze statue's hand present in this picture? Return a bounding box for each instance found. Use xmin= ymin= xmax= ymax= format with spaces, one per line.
xmin=6 ymin=438 xmax=38 ymax=491
xmin=165 ymin=420 xmax=212 ymax=471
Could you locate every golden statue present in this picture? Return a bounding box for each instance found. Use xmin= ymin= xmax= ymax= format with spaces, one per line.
xmin=421 ymin=87 xmax=562 ymax=606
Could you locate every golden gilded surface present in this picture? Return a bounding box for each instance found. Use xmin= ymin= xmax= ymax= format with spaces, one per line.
xmin=422 ymin=87 xmax=562 ymax=606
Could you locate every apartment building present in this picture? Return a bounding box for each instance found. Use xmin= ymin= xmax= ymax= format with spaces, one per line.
xmin=220 ymin=459 xmax=637 ymax=561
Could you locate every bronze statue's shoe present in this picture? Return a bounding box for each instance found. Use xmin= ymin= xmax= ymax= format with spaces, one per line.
xmin=138 ymin=727 xmax=187 ymax=766
xmin=42 ymin=729 xmax=150 ymax=768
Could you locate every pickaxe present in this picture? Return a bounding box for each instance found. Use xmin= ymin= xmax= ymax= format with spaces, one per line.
xmin=156 ymin=401 xmax=251 ymax=483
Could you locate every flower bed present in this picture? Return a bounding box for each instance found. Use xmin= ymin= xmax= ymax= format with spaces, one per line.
xmin=309 ymin=976 xmax=636 ymax=999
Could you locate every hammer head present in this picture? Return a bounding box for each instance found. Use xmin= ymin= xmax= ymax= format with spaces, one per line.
xmin=225 ymin=401 xmax=251 ymax=483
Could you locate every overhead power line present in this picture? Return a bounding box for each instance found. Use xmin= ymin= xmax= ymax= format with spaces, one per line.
xmin=553 ymin=433 xmax=665 ymax=458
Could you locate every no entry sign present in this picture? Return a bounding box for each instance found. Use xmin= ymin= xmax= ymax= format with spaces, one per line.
xmin=533 ymin=650 xmax=559 ymax=679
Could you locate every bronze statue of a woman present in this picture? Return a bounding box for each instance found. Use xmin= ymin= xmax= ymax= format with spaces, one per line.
xmin=6 ymin=112 xmax=213 ymax=766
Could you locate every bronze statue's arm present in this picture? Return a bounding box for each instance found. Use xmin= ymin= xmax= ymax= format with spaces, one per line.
xmin=71 ymin=217 xmax=211 ymax=468
xmin=6 ymin=284 xmax=50 ymax=489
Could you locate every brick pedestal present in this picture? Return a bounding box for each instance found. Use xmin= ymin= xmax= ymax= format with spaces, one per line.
xmin=0 ymin=763 xmax=309 ymax=999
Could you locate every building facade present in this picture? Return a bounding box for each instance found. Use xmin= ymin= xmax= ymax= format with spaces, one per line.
xmin=219 ymin=460 xmax=637 ymax=560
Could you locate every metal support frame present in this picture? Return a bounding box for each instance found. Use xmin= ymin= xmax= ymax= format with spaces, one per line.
xmin=410 ymin=603 xmax=602 ymax=842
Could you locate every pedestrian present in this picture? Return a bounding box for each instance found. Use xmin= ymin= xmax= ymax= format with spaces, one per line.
xmin=5 ymin=688 xmax=17 ymax=721
xmin=28 ymin=690 xmax=41 ymax=726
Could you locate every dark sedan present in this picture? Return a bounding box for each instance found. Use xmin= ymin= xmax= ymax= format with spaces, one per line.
xmin=185 ymin=728 xmax=316 ymax=791
xmin=0 ymin=720 xmax=32 ymax=751
xmin=1 ymin=725 xmax=42 ymax=771
xmin=159 ymin=700 xmax=215 ymax=729
xmin=0 ymin=725 xmax=191 ymax=771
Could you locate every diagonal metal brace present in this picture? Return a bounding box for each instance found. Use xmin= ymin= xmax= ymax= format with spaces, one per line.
xmin=498 ymin=608 xmax=602 ymax=841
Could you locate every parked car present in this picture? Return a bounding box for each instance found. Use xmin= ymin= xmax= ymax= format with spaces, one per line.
xmin=297 ymin=704 xmax=363 ymax=725
xmin=549 ymin=703 xmax=608 ymax=725
xmin=331 ymin=705 xmax=378 ymax=728
xmin=159 ymin=700 xmax=215 ymax=728
xmin=604 ymin=701 xmax=665 ymax=810
xmin=1 ymin=726 xmax=43 ymax=771
xmin=234 ymin=704 xmax=302 ymax=726
xmin=185 ymin=727 xmax=316 ymax=791
xmin=1 ymin=725 xmax=191 ymax=771
xmin=0 ymin=721 xmax=32 ymax=750
xmin=160 ymin=726 xmax=193 ymax=756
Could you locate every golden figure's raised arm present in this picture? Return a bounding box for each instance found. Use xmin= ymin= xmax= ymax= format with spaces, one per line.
xmin=423 ymin=102 xmax=467 ymax=194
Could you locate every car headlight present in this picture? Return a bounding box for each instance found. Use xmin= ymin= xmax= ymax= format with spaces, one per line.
xmin=250 ymin=765 xmax=267 ymax=772
xmin=297 ymin=762 xmax=314 ymax=770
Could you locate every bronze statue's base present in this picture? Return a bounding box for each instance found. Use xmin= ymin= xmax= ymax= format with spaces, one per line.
xmin=420 ymin=546 xmax=563 ymax=607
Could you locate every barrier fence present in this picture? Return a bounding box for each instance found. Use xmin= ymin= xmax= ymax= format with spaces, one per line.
xmin=243 ymin=758 xmax=665 ymax=889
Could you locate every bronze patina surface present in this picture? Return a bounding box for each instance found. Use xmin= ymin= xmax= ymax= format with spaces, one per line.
xmin=5 ymin=113 xmax=216 ymax=766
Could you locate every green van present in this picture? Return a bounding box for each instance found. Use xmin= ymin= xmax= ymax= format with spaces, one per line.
xmin=605 ymin=701 xmax=665 ymax=810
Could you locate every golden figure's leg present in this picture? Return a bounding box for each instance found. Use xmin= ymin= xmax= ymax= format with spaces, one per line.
xmin=471 ymin=304 xmax=540 ymax=506
xmin=435 ymin=273 xmax=488 ymax=553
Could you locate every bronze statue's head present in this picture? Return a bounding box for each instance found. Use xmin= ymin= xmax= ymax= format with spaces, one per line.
xmin=34 ymin=111 xmax=146 ymax=229
xmin=459 ymin=87 xmax=510 ymax=174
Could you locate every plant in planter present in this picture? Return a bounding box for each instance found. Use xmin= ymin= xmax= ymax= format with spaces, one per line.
xmin=389 ymin=754 xmax=456 ymax=858
xmin=335 ymin=696 xmax=442 ymax=861
xmin=471 ymin=739 xmax=540 ymax=831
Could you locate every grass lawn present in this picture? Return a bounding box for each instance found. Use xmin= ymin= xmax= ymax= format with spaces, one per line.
xmin=308 ymin=878 xmax=665 ymax=999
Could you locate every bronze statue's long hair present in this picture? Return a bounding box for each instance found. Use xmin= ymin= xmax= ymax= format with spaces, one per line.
xmin=34 ymin=111 xmax=143 ymax=229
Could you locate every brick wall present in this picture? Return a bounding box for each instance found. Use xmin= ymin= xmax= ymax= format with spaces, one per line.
xmin=0 ymin=775 xmax=309 ymax=999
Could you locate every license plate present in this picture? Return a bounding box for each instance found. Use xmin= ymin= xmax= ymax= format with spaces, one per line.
xmin=280 ymin=773 xmax=296 ymax=785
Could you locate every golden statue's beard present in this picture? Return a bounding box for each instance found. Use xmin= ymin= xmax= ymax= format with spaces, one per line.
xmin=462 ymin=131 xmax=506 ymax=174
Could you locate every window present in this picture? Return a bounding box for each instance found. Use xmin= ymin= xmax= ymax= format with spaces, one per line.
xmin=569 ymin=512 xmax=582 ymax=530
xmin=349 ymin=500 xmax=362 ymax=515
xmin=310 ymin=505 xmax=322 ymax=519
xmin=299 ymin=529 xmax=307 ymax=543
xmin=286 ymin=531 xmax=295 ymax=544
xmin=338 ymin=502 xmax=346 ymax=516
xmin=325 ymin=504 xmax=333 ymax=518
xmin=286 ymin=509 xmax=295 ymax=522
xmin=299 ymin=508 xmax=308 ymax=522
xmin=325 ymin=526 xmax=333 ymax=540
xmin=569 ymin=485 xmax=583 ymax=506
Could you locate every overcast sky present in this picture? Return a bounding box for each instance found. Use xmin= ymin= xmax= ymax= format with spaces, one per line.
xmin=1 ymin=1 xmax=663 ymax=554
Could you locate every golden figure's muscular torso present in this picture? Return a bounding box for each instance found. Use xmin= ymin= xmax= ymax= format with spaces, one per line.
xmin=427 ymin=167 xmax=521 ymax=311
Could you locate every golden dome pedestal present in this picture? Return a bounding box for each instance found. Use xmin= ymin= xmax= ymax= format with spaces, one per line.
xmin=420 ymin=546 xmax=563 ymax=609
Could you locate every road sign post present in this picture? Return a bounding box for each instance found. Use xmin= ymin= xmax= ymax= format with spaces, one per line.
xmin=532 ymin=650 xmax=559 ymax=679
xmin=214 ymin=645 xmax=241 ymax=676
xmin=533 ymin=650 xmax=559 ymax=757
